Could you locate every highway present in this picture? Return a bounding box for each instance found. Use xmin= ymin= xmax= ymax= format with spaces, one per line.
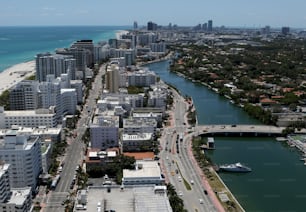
xmin=45 ymin=65 xmax=105 ymax=211
xmin=159 ymin=88 xmax=217 ymax=212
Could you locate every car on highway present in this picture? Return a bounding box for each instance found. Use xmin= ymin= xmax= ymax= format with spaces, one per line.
xmin=199 ymin=198 xmax=204 ymax=204
xmin=204 ymin=189 xmax=208 ymax=195
xmin=178 ymin=191 xmax=183 ymax=196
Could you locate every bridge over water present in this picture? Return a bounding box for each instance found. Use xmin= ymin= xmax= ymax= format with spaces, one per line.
xmin=196 ymin=125 xmax=285 ymax=137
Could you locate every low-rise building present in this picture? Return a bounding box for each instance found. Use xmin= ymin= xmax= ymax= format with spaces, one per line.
xmin=85 ymin=148 xmax=118 ymax=172
xmin=123 ymin=117 xmax=157 ymax=135
xmin=1 ymin=188 xmax=32 ymax=212
xmin=122 ymin=133 xmax=153 ymax=152
xmin=0 ymin=107 xmax=57 ymax=129
xmin=75 ymin=185 xmax=172 ymax=212
xmin=148 ymin=87 xmax=168 ymax=109
xmin=132 ymin=108 xmax=164 ymax=124
xmin=122 ymin=160 xmax=164 ymax=186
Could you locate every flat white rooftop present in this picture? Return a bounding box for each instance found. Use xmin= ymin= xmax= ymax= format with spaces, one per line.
xmin=8 ymin=187 xmax=31 ymax=206
xmin=83 ymin=186 xmax=172 ymax=212
xmin=123 ymin=161 xmax=161 ymax=179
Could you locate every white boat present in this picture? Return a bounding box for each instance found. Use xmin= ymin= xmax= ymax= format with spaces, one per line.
xmin=219 ymin=162 xmax=252 ymax=173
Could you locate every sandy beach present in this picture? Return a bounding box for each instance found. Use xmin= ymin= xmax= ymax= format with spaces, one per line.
xmin=115 ymin=30 xmax=129 ymax=39
xmin=0 ymin=60 xmax=36 ymax=95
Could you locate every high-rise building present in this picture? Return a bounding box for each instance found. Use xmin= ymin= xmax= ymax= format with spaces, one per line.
xmin=106 ymin=64 xmax=120 ymax=93
xmin=0 ymin=132 xmax=42 ymax=190
xmin=202 ymin=23 xmax=208 ymax=31
xmin=38 ymin=75 xmax=62 ymax=121
xmin=261 ymin=25 xmax=271 ymax=34
xmin=147 ymin=21 xmax=157 ymax=31
xmin=35 ymin=53 xmax=76 ymax=82
xmin=9 ymin=80 xmax=39 ymax=110
xmin=150 ymin=42 xmax=166 ymax=53
xmin=281 ymin=26 xmax=290 ymax=35
xmin=71 ymin=40 xmax=94 ymax=67
xmin=133 ymin=21 xmax=138 ymax=30
xmin=208 ymin=20 xmax=213 ymax=32
xmin=56 ymin=48 xmax=87 ymax=78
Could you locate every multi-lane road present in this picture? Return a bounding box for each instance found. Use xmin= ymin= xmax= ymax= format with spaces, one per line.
xmin=159 ymin=88 xmax=217 ymax=212
xmin=45 ymin=65 xmax=105 ymax=211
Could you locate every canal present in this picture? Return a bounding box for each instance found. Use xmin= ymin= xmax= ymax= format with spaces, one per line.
xmin=145 ymin=60 xmax=306 ymax=212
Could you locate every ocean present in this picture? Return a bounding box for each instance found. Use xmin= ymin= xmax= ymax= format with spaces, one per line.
xmin=0 ymin=26 xmax=128 ymax=72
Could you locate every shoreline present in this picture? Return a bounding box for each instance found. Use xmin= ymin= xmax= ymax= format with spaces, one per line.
xmin=115 ymin=30 xmax=129 ymax=39
xmin=0 ymin=60 xmax=35 ymax=95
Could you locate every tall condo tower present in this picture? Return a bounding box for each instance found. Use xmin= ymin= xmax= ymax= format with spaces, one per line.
xmin=208 ymin=20 xmax=213 ymax=32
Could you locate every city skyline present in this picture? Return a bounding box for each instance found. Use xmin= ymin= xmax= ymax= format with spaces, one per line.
xmin=0 ymin=0 xmax=306 ymax=28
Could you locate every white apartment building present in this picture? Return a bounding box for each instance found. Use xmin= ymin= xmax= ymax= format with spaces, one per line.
xmin=148 ymin=87 xmax=168 ymax=109
xmin=98 ymin=93 xmax=144 ymax=113
xmin=35 ymin=53 xmax=76 ymax=82
xmin=71 ymin=80 xmax=83 ymax=104
xmin=123 ymin=117 xmax=157 ymax=135
xmin=137 ymin=33 xmax=158 ymax=46
xmin=9 ymin=80 xmax=39 ymax=111
xmin=0 ymin=107 xmax=57 ymax=129
xmin=61 ymin=88 xmax=77 ymax=115
xmin=118 ymin=69 xmax=128 ymax=88
xmin=1 ymin=188 xmax=32 ymax=212
xmin=0 ymin=132 xmax=42 ymax=190
xmin=0 ymin=163 xmax=32 ymax=212
xmin=122 ymin=133 xmax=153 ymax=152
xmin=127 ymin=69 xmax=157 ymax=87
xmin=38 ymin=75 xmax=62 ymax=121
xmin=90 ymin=116 xmax=119 ymax=150
xmin=150 ymin=42 xmax=166 ymax=53
xmin=114 ymin=49 xmax=135 ymax=63
xmin=0 ymin=126 xmax=62 ymax=143
xmin=0 ymin=163 xmax=10 ymax=203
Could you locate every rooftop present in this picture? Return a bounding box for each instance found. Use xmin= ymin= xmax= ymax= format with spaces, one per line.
xmin=122 ymin=133 xmax=152 ymax=141
xmin=83 ymin=186 xmax=172 ymax=212
xmin=123 ymin=161 xmax=161 ymax=179
xmin=7 ymin=187 xmax=31 ymax=206
xmin=123 ymin=152 xmax=155 ymax=160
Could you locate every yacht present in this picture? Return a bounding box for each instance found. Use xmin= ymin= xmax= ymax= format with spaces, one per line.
xmin=219 ymin=162 xmax=252 ymax=173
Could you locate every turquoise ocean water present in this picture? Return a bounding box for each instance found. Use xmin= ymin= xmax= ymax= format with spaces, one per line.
xmin=0 ymin=26 xmax=128 ymax=72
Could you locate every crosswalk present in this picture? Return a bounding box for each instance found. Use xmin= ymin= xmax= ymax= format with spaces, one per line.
xmin=45 ymin=192 xmax=69 ymax=211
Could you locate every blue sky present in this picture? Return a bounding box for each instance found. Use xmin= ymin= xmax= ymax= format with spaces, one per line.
xmin=0 ymin=0 xmax=305 ymax=28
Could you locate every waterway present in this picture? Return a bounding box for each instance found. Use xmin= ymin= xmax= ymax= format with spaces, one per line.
xmin=146 ymin=60 xmax=306 ymax=212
